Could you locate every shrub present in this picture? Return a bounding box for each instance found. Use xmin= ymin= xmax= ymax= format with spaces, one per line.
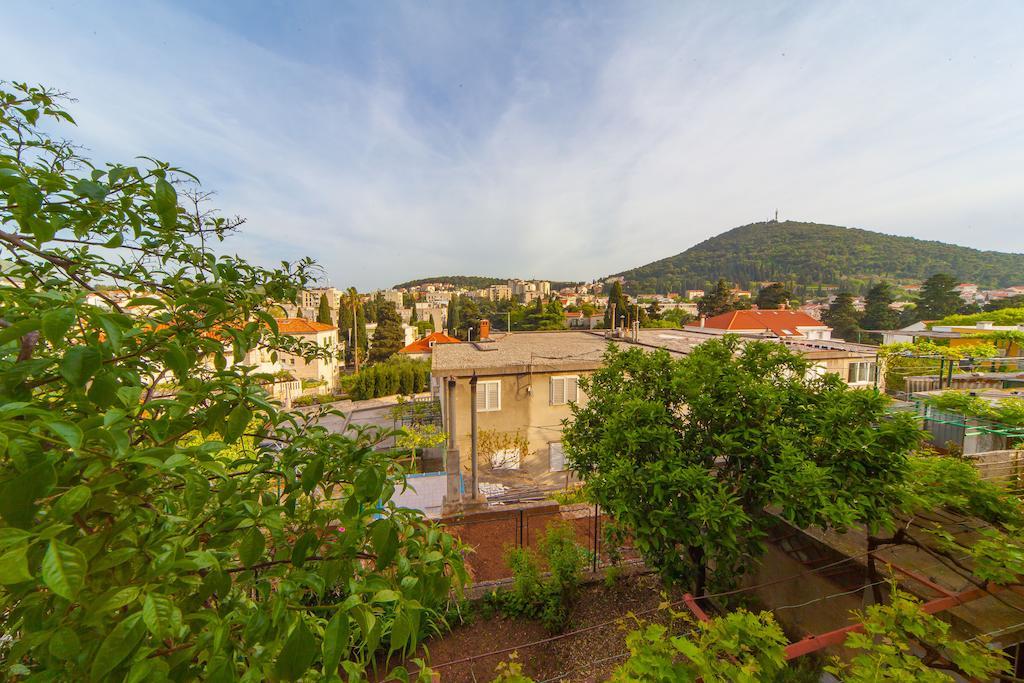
xmin=490 ymin=522 xmax=590 ymax=632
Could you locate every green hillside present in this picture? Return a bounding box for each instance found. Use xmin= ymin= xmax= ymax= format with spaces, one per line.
xmin=393 ymin=275 xmax=506 ymax=289
xmin=613 ymin=221 xmax=1024 ymax=293
xmin=394 ymin=275 xmax=581 ymax=290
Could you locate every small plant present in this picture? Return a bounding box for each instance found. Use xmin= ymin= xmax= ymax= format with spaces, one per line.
xmin=549 ymin=484 xmax=590 ymax=505
xmin=603 ymin=564 xmax=623 ymax=587
xmin=490 ymin=522 xmax=590 ymax=632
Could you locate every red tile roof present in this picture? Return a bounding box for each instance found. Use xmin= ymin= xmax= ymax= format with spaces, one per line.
xmin=399 ymin=331 xmax=461 ymax=354
xmin=275 ymin=318 xmax=337 ymax=334
xmin=699 ymin=309 xmax=827 ymax=337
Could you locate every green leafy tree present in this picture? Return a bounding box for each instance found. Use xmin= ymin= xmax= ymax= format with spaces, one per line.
xmin=917 ymin=273 xmax=962 ymax=320
xmin=0 ymin=84 xmax=464 ymax=681
xmin=696 ymin=278 xmax=737 ymax=317
xmin=316 ymin=292 xmax=333 ymax=327
xmin=822 ymin=291 xmax=861 ymax=341
xmin=563 ymin=338 xmax=922 ymax=593
xmin=860 ymin=282 xmax=899 ymax=333
xmin=645 ymin=299 xmax=662 ymax=321
xmin=985 ymin=294 xmax=1024 ymax=312
xmin=369 ymin=302 xmax=405 ymax=363
xmin=754 ymin=282 xmax=791 ymax=310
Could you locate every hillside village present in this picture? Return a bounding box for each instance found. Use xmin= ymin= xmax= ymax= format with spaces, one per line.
xmin=5 ymin=4 xmax=1024 ymax=681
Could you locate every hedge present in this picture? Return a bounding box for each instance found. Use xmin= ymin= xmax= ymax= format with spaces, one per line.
xmin=348 ymin=359 xmax=432 ymax=400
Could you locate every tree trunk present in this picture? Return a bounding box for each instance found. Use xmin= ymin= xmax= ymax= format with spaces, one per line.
xmin=688 ymin=545 xmax=707 ymax=598
xmin=865 ymin=533 xmax=884 ymax=604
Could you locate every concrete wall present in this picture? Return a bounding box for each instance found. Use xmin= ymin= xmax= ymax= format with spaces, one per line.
xmin=443 ymin=370 xmax=590 ymax=484
xmin=392 ymin=471 xmax=448 ymax=518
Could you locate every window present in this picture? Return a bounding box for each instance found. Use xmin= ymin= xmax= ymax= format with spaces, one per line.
xmin=476 ymin=380 xmax=501 ymax=412
xmin=847 ymin=361 xmax=878 ymax=384
xmin=550 ymin=375 xmax=579 ymax=405
xmin=549 ymin=442 xmax=566 ymax=472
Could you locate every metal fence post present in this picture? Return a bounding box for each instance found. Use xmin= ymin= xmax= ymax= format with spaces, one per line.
xmin=592 ymin=503 xmax=600 ymax=573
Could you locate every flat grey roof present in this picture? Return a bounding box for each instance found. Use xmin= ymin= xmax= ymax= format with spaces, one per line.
xmin=432 ymin=328 xmax=877 ymax=376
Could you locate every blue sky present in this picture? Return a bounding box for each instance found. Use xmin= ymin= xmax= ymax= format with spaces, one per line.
xmin=4 ymin=1 xmax=1024 ymax=288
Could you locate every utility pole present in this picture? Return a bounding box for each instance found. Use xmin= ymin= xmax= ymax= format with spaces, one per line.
xmin=506 ymin=311 xmax=511 ymax=333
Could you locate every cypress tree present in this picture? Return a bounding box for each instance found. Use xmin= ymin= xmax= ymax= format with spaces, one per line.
xmin=697 ymin=279 xmax=737 ymax=317
xmin=369 ymin=302 xmax=405 ymax=362
xmin=317 ymin=293 xmax=333 ymax=326
xmin=822 ymin=292 xmax=862 ymax=341
xmin=917 ymin=273 xmax=961 ymax=320
xmin=447 ymin=297 xmax=462 ymax=338
xmin=861 ymin=282 xmax=899 ymax=332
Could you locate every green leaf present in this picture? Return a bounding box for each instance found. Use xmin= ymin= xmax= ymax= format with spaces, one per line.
xmin=239 ymin=528 xmax=265 ymax=568
xmin=45 ymin=420 xmax=83 ymax=449
xmin=354 ymin=467 xmax=382 ymax=503
xmin=0 ymin=459 xmax=56 ymax=528
xmin=42 ymin=539 xmax=88 ymax=600
xmin=0 ymin=317 xmax=40 ymax=345
xmin=60 ymin=345 xmax=103 ymax=387
xmin=224 ymin=402 xmax=251 ymax=444
xmin=90 ymin=613 xmax=145 ymax=682
xmin=301 ymin=457 xmax=324 ymax=493
xmin=42 ymin=308 xmax=76 ymax=345
xmin=389 ymin=611 xmax=411 ymax=655
xmin=0 ymin=544 xmax=32 ymax=584
xmin=371 ymin=520 xmax=399 ymax=569
xmin=73 ymin=178 xmax=107 ymax=201
xmin=275 ymin=618 xmax=317 ymax=681
xmin=291 ymin=532 xmax=317 ymax=567
xmin=322 ymin=610 xmax=350 ymax=676
xmin=142 ymin=593 xmax=181 ymax=640
xmin=53 ymin=485 xmax=91 ymax=518
xmin=49 ymin=627 xmax=81 ymax=660
xmin=153 ymin=178 xmax=178 ymax=228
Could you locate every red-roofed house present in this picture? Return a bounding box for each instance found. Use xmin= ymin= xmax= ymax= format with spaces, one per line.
xmin=275 ymin=318 xmax=341 ymax=389
xmin=686 ymin=309 xmax=833 ymax=340
xmin=399 ymin=331 xmax=461 ymax=359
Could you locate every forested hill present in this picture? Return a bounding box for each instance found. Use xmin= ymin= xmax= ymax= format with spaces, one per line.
xmin=612 ymin=221 xmax=1024 ymax=293
xmin=393 ymin=275 xmax=506 ymax=289
xmin=393 ymin=275 xmax=581 ymax=290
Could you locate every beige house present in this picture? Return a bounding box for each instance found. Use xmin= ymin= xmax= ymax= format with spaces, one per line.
xmin=432 ymin=328 xmax=883 ymax=489
xmin=275 ymin=318 xmax=341 ymax=390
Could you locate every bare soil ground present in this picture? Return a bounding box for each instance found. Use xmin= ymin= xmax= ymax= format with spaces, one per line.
xmin=390 ymin=571 xmax=686 ymax=682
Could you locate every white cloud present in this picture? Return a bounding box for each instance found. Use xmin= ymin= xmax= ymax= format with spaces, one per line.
xmin=3 ymin=0 xmax=1023 ymax=288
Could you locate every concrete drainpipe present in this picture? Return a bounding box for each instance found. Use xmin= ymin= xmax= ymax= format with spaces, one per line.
xmin=469 ymin=376 xmax=479 ymax=501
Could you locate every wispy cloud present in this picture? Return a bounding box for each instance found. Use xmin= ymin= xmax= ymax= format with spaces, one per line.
xmin=4 ymin=0 xmax=1024 ymax=288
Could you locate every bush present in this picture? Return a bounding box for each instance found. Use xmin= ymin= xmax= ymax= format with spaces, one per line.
xmin=489 ymin=522 xmax=590 ymax=632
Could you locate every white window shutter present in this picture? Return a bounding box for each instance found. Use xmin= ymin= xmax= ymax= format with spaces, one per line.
xmin=476 ymin=383 xmax=487 ymax=411
xmin=549 ymin=442 xmax=565 ymax=471
xmin=491 ymin=381 xmax=500 ymax=410
xmin=566 ymin=376 xmax=578 ymax=403
xmin=550 ymin=377 xmax=563 ymax=405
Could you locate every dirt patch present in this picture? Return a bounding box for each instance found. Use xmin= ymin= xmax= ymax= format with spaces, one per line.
xmin=391 ymin=571 xmax=685 ymax=682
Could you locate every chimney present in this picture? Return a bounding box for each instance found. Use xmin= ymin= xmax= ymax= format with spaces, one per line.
xmin=699 ymin=315 xmax=706 ymax=328
xmin=479 ymin=319 xmax=490 ymax=339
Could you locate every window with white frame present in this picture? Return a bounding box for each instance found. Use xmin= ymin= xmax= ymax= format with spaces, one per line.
xmin=549 ymin=375 xmax=579 ymax=405
xmin=549 ymin=442 xmax=566 ymax=472
xmin=475 ymin=380 xmax=501 ymax=412
xmin=847 ymin=361 xmax=878 ymax=384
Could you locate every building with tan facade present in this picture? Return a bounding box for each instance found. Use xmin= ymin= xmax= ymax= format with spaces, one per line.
xmin=432 ymin=327 xmax=882 ymax=489
xmin=275 ymin=318 xmax=341 ymax=390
